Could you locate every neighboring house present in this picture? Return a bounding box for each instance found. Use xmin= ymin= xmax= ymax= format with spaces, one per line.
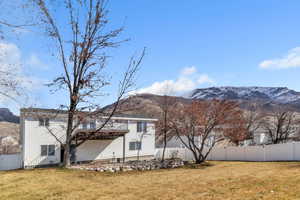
xmin=1 ymin=136 xmax=18 ymax=146
xmin=242 ymin=126 xmax=300 ymax=146
xmin=20 ymin=108 xmax=157 ymax=168
xmin=0 ymin=136 xmax=20 ymax=154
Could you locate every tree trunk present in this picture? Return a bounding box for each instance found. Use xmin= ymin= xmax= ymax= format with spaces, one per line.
xmin=63 ymin=140 xmax=71 ymax=167
xmin=195 ymin=160 xmax=203 ymax=164
xmin=161 ymin=133 xmax=167 ymax=162
xmin=195 ymin=155 xmax=205 ymax=164
xmin=63 ymin=104 xmax=75 ymax=167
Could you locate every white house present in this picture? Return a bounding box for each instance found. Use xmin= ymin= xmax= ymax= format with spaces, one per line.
xmin=20 ymin=108 xmax=157 ymax=168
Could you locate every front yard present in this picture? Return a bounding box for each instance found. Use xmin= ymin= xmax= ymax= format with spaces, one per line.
xmin=1 ymin=161 xmax=300 ymax=200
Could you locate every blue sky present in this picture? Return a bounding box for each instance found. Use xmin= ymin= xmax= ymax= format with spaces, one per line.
xmin=1 ymin=0 xmax=300 ymax=114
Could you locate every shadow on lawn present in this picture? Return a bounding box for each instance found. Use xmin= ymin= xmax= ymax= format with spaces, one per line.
xmin=181 ymin=161 xmax=215 ymax=170
xmin=279 ymin=162 xmax=300 ymax=169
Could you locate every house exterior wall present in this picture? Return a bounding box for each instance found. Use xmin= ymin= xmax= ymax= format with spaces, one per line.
xmin=22 ymin=117 xmax=66 ymax=167
xmin=21 ymin=112 xmax=156 ymax=168
xmin=76 ymin=121 xmax=156 ymax=161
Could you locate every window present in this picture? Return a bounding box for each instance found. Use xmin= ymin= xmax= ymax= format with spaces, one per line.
xmin=41 ymin=145 xmax=48 ymax=156
xmin=129 ymin=141 xmax=142 ymax=151
xmin=137 ymin=122 xmax=147 ymax=132
xmin=82 ymin=122 xmax=88 ymax=130
xmin=136 ymin=142 xmax=141 ymax=150
xmin=45 ymin=118 xmax=50 ymax=127
xmin=48 ymin=145 xmax=55 ymax=156
xmin=41 ymin=145 xmax=55 ymax=156
xmin=39 ymin=118 xmax=50 ymax=127
xmin=90 ymin=121 xmax=96 ymax=129
xmin=39 ymin=118 xmax=44 ymax=126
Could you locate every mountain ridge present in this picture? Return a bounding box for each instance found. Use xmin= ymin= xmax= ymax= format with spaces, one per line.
xmin=189 ymin=86 xmax=300 ymax=103
xmin=1 ymin=86 xmax=300 ymax=123
xmin=0 ymin=108 xmax=19 ymax=123
xmin=106 ymin=86 xmax=300 ymax=118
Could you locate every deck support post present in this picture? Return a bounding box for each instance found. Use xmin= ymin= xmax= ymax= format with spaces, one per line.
xmin=123 ymin=135 xmax=126 ymax=163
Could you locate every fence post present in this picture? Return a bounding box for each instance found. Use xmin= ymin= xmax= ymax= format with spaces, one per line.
xmin=224 ymin=147 xmax=227 ymax=161
xmin=292 ymin=142 xmax=295 ymax=160
xmin=263 ymin=145 xmax=266 ymax=162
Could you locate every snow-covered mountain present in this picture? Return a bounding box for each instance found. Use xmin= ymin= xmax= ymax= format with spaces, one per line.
xmin=189 ymin=87 xmax=300 ymax=104
xmin=105 ymin=87 xmax=300 ymax=117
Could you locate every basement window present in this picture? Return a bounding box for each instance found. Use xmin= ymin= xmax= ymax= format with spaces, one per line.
xmin=41 ymin=145 xmax=48 ymax=156
xmin=41 ymin=145 xmax=56 ymax=156
xmin=129 ymin=141 xmax=142 ymax=151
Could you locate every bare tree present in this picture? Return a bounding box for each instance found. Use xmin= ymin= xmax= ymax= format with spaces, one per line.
xmin=156 ymin=95 xmax=177 ymax=162
xmin=242 ymin=109 xmax=264 ymax=144
xmin=0 ymin=67 xmax=21 ymax=101
xmin=262 ymin=109 xmax=298 ymax=144
xmin=3 ymin=0 xmax=145 ymax=167
xmin=170 ymin=100 xmax=242 ymax=164
xmin=0 ymin=44 xmax=25 ymax=102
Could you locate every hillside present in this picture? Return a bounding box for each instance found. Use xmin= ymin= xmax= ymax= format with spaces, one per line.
xmin=105 ymin=94 xmax=191 ymax=118
xmin=0 ymin=108 xmax=19 ymax=123
xmin=106 ymin=87 xmax=300 ymax=118
xmin=0 ymin=122 xmax=19 ymax=138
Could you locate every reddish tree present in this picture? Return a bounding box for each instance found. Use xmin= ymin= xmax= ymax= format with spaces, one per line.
xmin=170 ymin=100 xmax=242 ymax=164
xmin=222 ymin=115 xmax=248 ymax=146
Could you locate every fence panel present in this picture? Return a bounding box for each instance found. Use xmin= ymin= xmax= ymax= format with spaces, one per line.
xmin=294 ymin=143 xmax=300 ymax=160
xmin=0 ymin=153 xmax=22 ymax=171
xmin=156 ymin=142 xmax=300 ymax=162
xmin=208 ymin=147 xmax=226 ymax=160
xmin=226 ymin=147 xmax=245 ymax=161
xmin=244 ymin=146 xmax=265 ymax=161
xmin=265 ymin=143 xmax=294 ymax=161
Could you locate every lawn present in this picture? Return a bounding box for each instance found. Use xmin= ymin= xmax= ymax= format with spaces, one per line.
xmin=1 ymin=162 xmax=300 ymax=200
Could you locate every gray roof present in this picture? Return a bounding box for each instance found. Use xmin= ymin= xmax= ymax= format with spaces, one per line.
xmin=20 ymin=108 xmax=157 ymax=120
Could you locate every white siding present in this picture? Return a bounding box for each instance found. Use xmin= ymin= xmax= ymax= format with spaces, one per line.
xmin=0 ymin=153 xmax=22 ymax=171
xmin=21 ymin=113 xmax=156 ymax=168
xmin=76 ymin=121 xmax=156 ymax=161
xmin=23 ymin=118 xmax=66 ymax=167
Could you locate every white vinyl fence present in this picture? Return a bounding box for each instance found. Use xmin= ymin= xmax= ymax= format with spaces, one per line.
xmin=155 ymin=142 xmax=300 ymax=162
xmin=0 ymin=153 xmax=22 ymax=171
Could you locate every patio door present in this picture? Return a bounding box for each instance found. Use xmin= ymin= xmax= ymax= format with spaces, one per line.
xmin=60 ymin=146 xmax=65 ymax=163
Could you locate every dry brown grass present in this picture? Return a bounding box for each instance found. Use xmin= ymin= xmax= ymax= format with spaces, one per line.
xmin=1 ymin=161 xmax=300 ymax=200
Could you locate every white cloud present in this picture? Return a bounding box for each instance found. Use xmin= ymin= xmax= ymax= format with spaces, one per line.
xmin=0 ymin=42 xmax=44 ymax=103
xmin=26 ymin=53 xmax=49 ymax=70
xmin=181 ymin=66 xmax=197 ymax=75
xmin=197 ymin=74 xmax=215 ymax=84
xmin=0 ymin=42 xmax=21 ymax=71
xmin=130 ymin=66 xmax=215 ymax=95
xmin=259 ymin=47 xmax=300 ymax=69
